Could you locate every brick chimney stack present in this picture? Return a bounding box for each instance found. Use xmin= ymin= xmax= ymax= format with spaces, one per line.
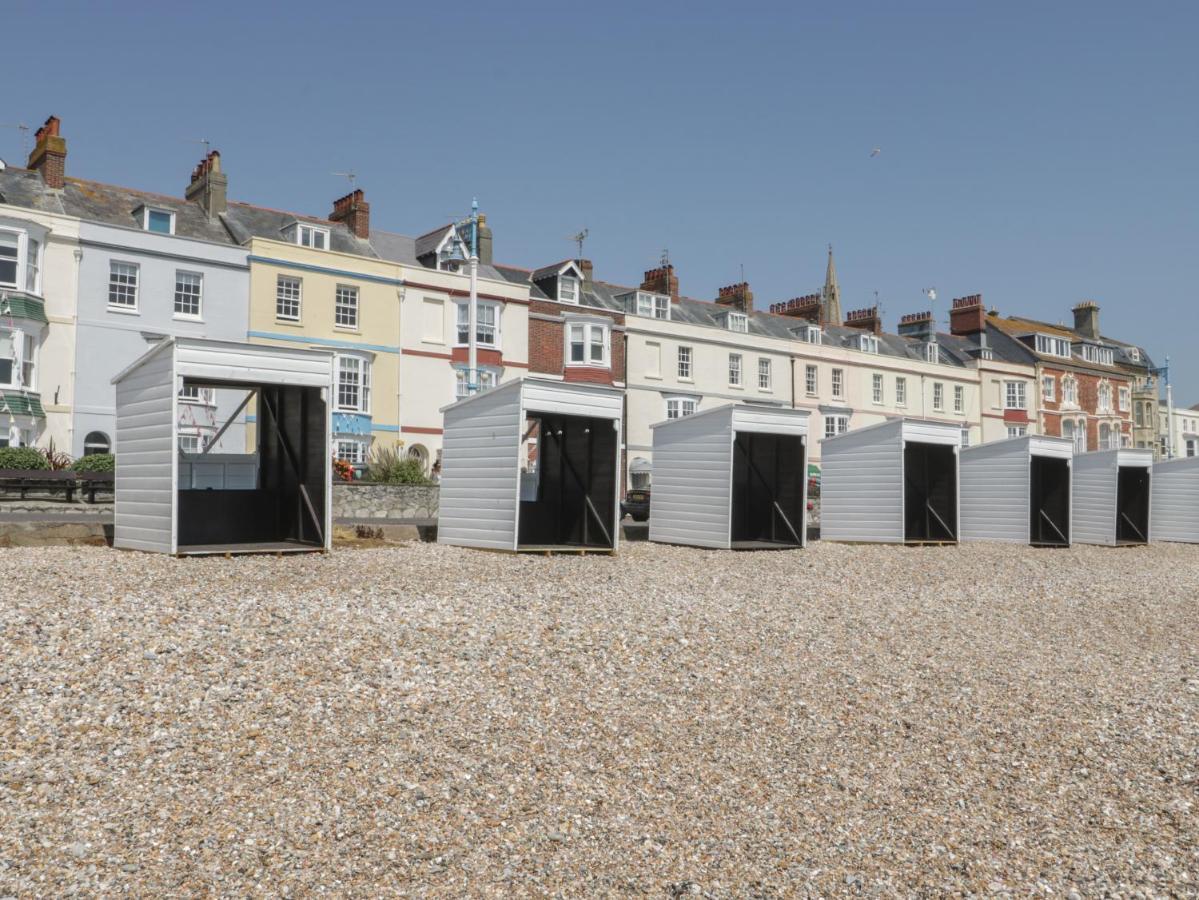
xmin=27 ymin=116 xmax=66 ymax=189
xmin=577 ymin=258 xmax=594 ymax=290
xmin=897 ymin=310 xmax=935 ymax=340
xmin=769 ymin=294 xmax=822 ymax=322
xmin=949 ymin=294 xmax=986 ymax=335
xmin=185 ymin=150 xmax=228 ymax=219
xmin=1072 ymin=300 xmax=1100 ymax=340
xmin=475 ymin=213 xmax=493 ymax=266
xmin=844 ymin=306 xmax=882 ymax=334
xmin=330 ymin=189 xmax=370 ymax=239
xmin=715 ymin=282 xmax=753 ymax=313
xmin=641 ymin=264 xmax=679 ymax=300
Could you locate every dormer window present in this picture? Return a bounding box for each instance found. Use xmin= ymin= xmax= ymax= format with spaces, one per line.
xmin=295 ymin=223 xmax=330 ymax=250
xmin=1128 ymin=347 xmax=1141 ymax=363
xmin=856 ymin=334 xmax=879 ymax=354
xmin=1034 ymin=333 xmax=1071 ymax=359
xmin=558 ymin=275 xmax=579 ymax=303
xmin=1079 ymin=343 xmax=1115 ymax=366
xmin=726 ymin=312 xmax=749 ymax=333
xmin=138 ymin=207 xmax=175 ymax=235
xmin=924 ymin=342 xmax=939 ymax=364
xmin=635 ymin=291 xmax=670 ymax=320
xmin=795 ymin=325 xmax=821 ymax=344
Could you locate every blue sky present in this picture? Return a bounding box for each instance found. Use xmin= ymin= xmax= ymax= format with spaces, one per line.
xmin=5 ymin=1 xmax=1197 ymax=398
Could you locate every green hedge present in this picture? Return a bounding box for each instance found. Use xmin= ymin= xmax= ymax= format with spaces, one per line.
xmin=72 ymin=453 xmax=115 ymax=474
xmin=366 ymin=446 xmax=431 ymax=485
xmin=0 ymin=447 xmax=50 ymax=470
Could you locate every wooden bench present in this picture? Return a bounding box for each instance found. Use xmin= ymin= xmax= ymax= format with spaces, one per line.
xmin=0 ymin=469 xmax=115 ymax=503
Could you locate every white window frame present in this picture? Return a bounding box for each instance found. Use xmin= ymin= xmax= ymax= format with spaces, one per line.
xmin=140 ymin=207 xmax=176 ymax=235
xmin=1004 ymin=381 xmax=1026 ymax=410
xmin=454 ymin=366 xmax=498 ymax=399
xmin=758 ymin=358 xmax=772 ymax=391
xmin=933 ymin=382 xmax=945 ymax=411
xmin=1118 ymin=386 xmax=1130 ymax=411
xmin=20 ymin=332 xmax=36 ymax=391
xmin=896 ymin=377 xmax=907 ymax=407
xmin=276 ymin=275 xmax=302 ymax=322
xmin=335 ymin=284 xmax=359 ymax=329
xmin=107 ymin=260 xmax=139 ymax=311
xmin=858 ymin=334 xmax=879 ymax=354
xmin=636 ymin=291 xmax=670 ymax=319
xmin=796 ymin=325 xmax=821 ymax=344
xmin=871 ymin=373 xmax=883 ymax=404
xmin=335 ymin=438 xmax=368 ymax=465
xmin=565 ymin=318 xmax=610 ymax=368
xmin=924 ymin=342 xmax=939 ymax=364
xmin=1035 ymin=334 xmax=1072 ymax=359
xmin=954 ymin=384 xmax=965 ymax=414
xmin=665 ymin=394 xmax=698 ymax=420
xmin=728 ymin=353 xmax=742 ymax=387
xmin=960 ymin=428 xmax=972 ymax=448
xmin=1007 ymin=425 xmax=1028 ymax=439
xmin=1061 ymin=375 xmax=1078 ymax=407
xmin=805 ymin=364 xmax=818 ymax=396
xmin=0 ymin=327 xmax=29 ymax=390
xmin=173 ymin=270 xmax=203 ymax=320
xmin=296 ymin=223 xmax=330 ymax=250
xmin=178 ymin=384 xmax=215 ymax=405
xmin=558 ymin=275 xmax=579 ymax=304
xmin=677 ymin=346 xmax=692 ymax=381
xmin=823 ymin=414 xmax=849 ymax=440
xmin=1097 ymin=381 xmax=1113 ymax=414
xmin=335 ymin=353 xmax=372 ymax=414
xmin=726 ymin=312 xmax=749 ymax=334
xmin=1042 ymin=374 xmax=1056 ymax=403
xmin=1081 ymin=344 xmax=1115 ymax=366
xmin=178 ymin=433 xmax=203 ymax=454
xmin=831 ymin=368 xmax=844 ymax=400
xmin=455 ymin=300 xmax=500 ymax=348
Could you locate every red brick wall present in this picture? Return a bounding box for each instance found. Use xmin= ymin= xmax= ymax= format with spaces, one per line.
xmin=528 ymin=299 xmax=625 ymax=385
xmin=1039 ymin=366 xmax=1132 ymax=450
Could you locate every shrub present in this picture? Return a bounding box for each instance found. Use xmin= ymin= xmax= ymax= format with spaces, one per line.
xmin=0 ymin=447 xmax=50 ymax=471
xmin=332 ymin=457 xmax=355 ymax=482
xmin=73 ymin=453 xmax=115 ymax=473
xmin=40 ymin=439 xmax=73 ymax=471
xmin=365 ymin=445 xmax=430 ymax=485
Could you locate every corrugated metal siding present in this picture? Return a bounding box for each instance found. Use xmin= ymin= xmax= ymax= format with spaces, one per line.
xmin=176 ymin=340 xmax=334 ymax=388
xmin=960 ymin=440 xmax=1029 ymax=543
xmin=821 ymin=419 xmax=904 ymax=543
xmin=1072 ymin=451 xmax=1118 ymax=546
xmin=114 ymin=343 xmax=176 ymax=553
xmin=1152 ymin=457 xmax=1199 ymax=543
xmin=437 ymin=385 xmax=522 ymax=551
xmin=650 ymin=407 xmax=734 ymax=548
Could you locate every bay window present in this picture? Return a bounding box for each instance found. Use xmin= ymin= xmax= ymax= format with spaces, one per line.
xmin=0 ymin=330 xmax=36 ymax=390
xmin=824 ymin=414 xmax=849 ymax=439
xmin=0 ymin=228 xmax=43 ymax=294
xmin=665 ymin=395 xmax=698 ymax=420
xmin=455 ymin=367 xmax=497 ymax=399
xmin=566 ymin=319 xmax=610 ymax=367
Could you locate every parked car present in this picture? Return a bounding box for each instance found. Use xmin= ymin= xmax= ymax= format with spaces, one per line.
xmin=621 ymin=488 xmax=651 ymax=522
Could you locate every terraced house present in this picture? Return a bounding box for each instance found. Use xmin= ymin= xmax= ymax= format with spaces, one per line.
xmin=238 ymin=181 xmax=529 ymax=470
xmin=986 ymin=301 xmax=1142 ymax=452
xmin=0 ymin=117 xmax=250 ymax=457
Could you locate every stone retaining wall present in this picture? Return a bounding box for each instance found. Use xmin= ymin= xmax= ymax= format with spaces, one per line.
xmin=332 ymin=483 xmax=439 ymax=520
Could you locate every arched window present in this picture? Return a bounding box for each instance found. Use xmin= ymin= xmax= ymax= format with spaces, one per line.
xmin=83 ymin=431 xmax=110 ymax=456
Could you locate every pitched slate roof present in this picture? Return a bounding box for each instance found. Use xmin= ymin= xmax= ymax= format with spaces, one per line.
xmin=987 ymin=312 xmax=1154 ymax=374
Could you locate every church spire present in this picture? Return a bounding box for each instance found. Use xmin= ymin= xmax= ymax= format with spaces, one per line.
xmin=821 ymin=244 xmax=841 ymax=326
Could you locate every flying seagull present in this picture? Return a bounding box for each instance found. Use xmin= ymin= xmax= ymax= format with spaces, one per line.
xmin=870 ymin=148 xmax=881 ymax=158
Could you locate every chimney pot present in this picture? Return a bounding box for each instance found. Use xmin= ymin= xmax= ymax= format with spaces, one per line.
xmin=329 ymin=188 xmax=370 ymax=239
xmin=185 ymin=150 xmax=227 ymax=219
xmin=640 ymin=264 xmax=679 ymax=301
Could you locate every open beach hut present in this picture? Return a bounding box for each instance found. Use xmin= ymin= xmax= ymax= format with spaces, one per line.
xmin=437 ymin=377 xmax=623 ymax=552
xmin=648 ymin=404 xmax=810 ymax=549
xmin=112 ymin=337 xmax=334 ymax=555
xmin=960 ymin=434 xmax=1073 ymax=546
xmin=820 ymin=417 xmax=961 ymax=544
xmin=1071 ymin=447 xmax=1153 ymax=546
xmin=1150 ymin=455 xmax=1199 ymax=544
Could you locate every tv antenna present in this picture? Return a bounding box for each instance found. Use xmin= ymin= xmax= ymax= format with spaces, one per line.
xmin=187 ymin=137 xmax=211 ymax=156
xmin=333 ymin=171 xmax=357 ymax=189
xmin=924 ymin=287 xmax=938 ymax=323
xmin=660 ymin=248 xmax=671 ymax=268
xmin=569 ymin=227 xmax=589 ymax=259
xmin=1 ymin=122 xmax=31 ymax=157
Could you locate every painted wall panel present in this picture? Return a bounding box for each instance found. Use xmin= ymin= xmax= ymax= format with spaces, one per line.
xmin=113 ymin=343 xmax=175 ymax=553
xmin=1151 ymin=456 xmax=1199 ymax=543
xmin=960 ymin=439 xmax=1031 ymax=543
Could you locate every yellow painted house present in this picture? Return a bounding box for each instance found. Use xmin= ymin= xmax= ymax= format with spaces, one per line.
xmin=218 ymin=181 xmax=529 ymax=469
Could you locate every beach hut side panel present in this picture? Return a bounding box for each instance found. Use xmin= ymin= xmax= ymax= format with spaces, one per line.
xmin=821 ymin=422 xmax=904 ymax=543
xmin=649 ymin=409 xmax=734 ymax=548
xmin=960 ymin=440 xmax=1030 ymax=544
xmin=114 ymin=344 xmax=176 ymax=553
xmin=1152 ymin=457 xmax=1199 ymax=543
xmin=438 ymin=387 xmax=523 ymax=550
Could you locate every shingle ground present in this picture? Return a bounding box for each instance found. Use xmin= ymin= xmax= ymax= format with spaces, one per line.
xmin=1 ymin=541 xmax=1196 ymax=896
